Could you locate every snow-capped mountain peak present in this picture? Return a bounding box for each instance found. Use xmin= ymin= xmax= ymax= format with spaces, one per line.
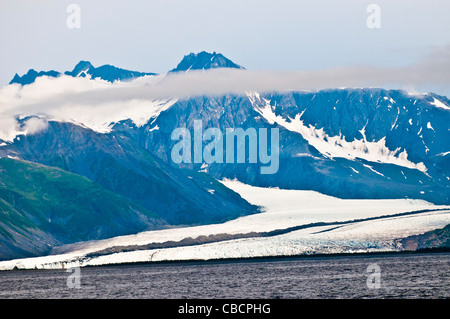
xmin=64 ymin=60 xmax=94 ymax=77
xmin=169 ymin=51 xmax=245 ymax=73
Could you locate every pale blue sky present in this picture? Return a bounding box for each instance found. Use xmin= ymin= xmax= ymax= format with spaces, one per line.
xmin=1 ymin=0 xmax=450 ymax=89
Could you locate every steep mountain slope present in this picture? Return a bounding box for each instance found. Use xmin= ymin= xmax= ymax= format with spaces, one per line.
xmin=0 ymin=157 xmax=165 ymax=260
xmin=115 ymin=89 xmax=450 ymax=204
xmin=0 ymin=121 xmax=258 ymax=226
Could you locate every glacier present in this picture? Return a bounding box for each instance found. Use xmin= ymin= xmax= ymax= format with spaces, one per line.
xmin=1 ymin=180 xmax=448 ymax=270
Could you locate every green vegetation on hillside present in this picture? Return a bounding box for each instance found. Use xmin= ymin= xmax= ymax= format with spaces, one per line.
xmin=0 ymin=157 xmax=165 ymax=260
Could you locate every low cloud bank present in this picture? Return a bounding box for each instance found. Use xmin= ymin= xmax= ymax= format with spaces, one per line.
xmin=1 ymin=45 xmax=449 ymax=141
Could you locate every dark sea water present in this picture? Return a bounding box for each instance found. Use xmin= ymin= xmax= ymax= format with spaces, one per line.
xmin=0 ymin=253 xmax=448 ymax=299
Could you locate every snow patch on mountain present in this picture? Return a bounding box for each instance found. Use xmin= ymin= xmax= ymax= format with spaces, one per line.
xmin=247 ymin=92 xmax=427 ymax=173
xmin=0 ymin=75 xmax=177 ymax=140
xmin=430 ymin=97 xmax=450 ymax=110
xmin=363 ymin=164 xmax=385 ymax=177
xmin=51 ymin=98 xmax=177 ymax=134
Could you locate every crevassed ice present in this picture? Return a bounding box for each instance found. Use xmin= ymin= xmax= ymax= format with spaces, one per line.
xmin=247 ymin=92 xmax=427 ymax=173
xmin=1 ymin=180 xmax=449 ymax=270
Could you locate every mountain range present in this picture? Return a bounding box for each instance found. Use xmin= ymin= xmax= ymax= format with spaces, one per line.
xmin=10 ymin=61 xmax=157 ymax=85
xmin=121 ymin=89 xmax=450 ymax=204
xmin=9 ymin=51 xmax=243 ymax=85
xmin=1 ymin=51 xmax=449 ymax=260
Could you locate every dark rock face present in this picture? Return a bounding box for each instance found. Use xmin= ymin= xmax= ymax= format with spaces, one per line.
xmin=399 ymin=224 xmax=450 ymax=250
xmin=170 ymin=51 xmax=245 ymax=72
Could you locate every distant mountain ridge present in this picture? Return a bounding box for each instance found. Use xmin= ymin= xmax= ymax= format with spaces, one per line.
xmin=9 ymin=51 xmax=244 ymax=85
xmin=9 ymin=61 xmax=157 ymax=85
xmin=9 ymin=69 xmax=60 ymax=86
xmin=63 ymin=60 xmax=157 ymax=82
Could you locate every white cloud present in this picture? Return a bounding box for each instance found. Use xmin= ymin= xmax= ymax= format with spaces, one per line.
xmin=0 ymin=45 xmax=449 ymax=141
xmin=22 ymin=117 xmax=48 ymax=135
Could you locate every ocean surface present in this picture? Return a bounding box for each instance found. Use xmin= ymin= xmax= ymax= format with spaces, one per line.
xmin=0 ymin=253 xmax=448 ymax=299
